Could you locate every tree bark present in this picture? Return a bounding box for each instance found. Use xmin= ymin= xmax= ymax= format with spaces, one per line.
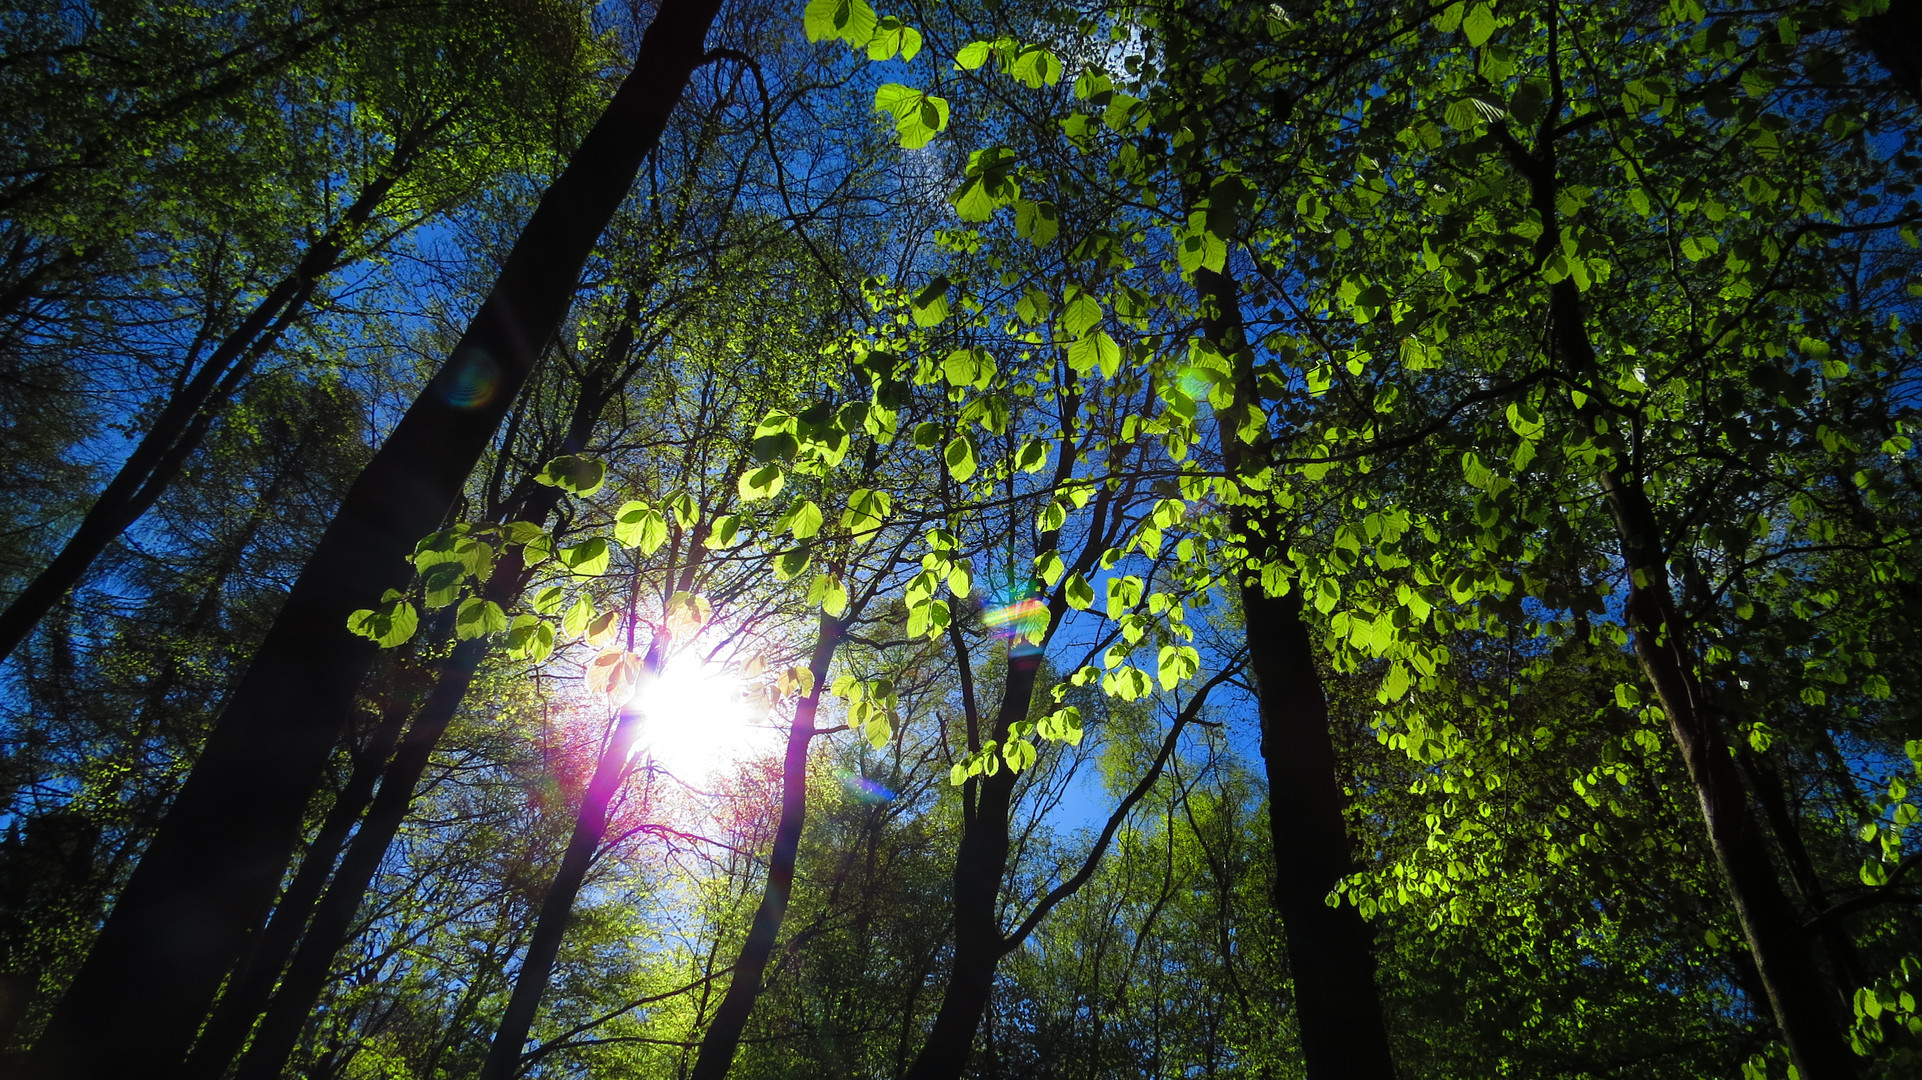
xmin=476 ymin=636 xmax=669 ymax=1080
xmin=899 ymin=653 xmax=1044 ymax=1080
xmin=1193 ymin=262 xmax=1397 ymax=1080
xmin=23 ymin=2 xmax=723 ymax=1073
xmin=0 ymin=139 xmax=423 ymax=664
xmin=1505 ymin=55 xmax=1857 ymax=1067
xmin=219 ymin=354 xmax=627 ymax=1080
xmin=176 ymin=698 xmax=410 ymax=1079
xmin=685 ymin=616 xmax=844 ymax=1080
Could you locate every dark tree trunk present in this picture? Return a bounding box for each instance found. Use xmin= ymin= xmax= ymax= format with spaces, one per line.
xmin=1855 ymin=0 xmax=1922 ymax=101
xmin=176 ymin=698 xmax=411 ymax=1078
xmin=0 ymin=138 xmax=428 ymax=664
xmin=24 ymin=2 xmax=724 ymax=1073
xmin=228 ymin=628 xmax=508 ymax=1080
xmin=687 ymin=617 xmax=844 ymax=1080
xmin=221 ymin=361 xmax=625 ymax=1080
xmin=1596 ymin=467 xmax=1856 ymax=1080
xmin=1510 ymin=62 xmax=1855 ymax=1066
xmin=900 ymin=652 xmax=1045 ymax=1080
xmin=476 ymin=637 xmax=668 ymax=1080
xmin=1193 ymin=262 xmax=1397 ymax=1080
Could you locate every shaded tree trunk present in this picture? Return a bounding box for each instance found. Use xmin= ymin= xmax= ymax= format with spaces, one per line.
xmin=176 ymin=697 xmax=411 ymax=1079
xmin=476 ymin=635 xmax=669 ymax=1080
xmin=899 ymin=653 xmax=1044 ymax=1080
xmin=1194 ymin=261 xmax=1397 ymax=1080
xmin=1500 ymin=32 xmax=1857 ymax=1070
xmin=686 ymin=616 xmax=844 ymax=1080
xmin=23 ymin=1 xmax=724 ymax=1073
xmin=219 ymin=355 xmax=630 ymax=1080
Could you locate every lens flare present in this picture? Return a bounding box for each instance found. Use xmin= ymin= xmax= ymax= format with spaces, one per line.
xmin=835 ymin=769 xmax=896 ymax=804
xmin=1176 ymin=365 xmax=1217 ymax=402
xmin=984 ymin=597 xmax=1048 ymax=643
xmin=436 ymin=347 xmax=499 ymax=409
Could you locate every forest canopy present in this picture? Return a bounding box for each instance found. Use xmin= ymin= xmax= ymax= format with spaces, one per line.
xmin=1 ymin=1 xmax=1920 ymax=1079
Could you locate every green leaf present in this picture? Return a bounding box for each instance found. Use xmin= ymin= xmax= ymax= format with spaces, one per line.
xmin=1061 ymin=293 xmax=1103 ymax=337
xmin=1014 ymin=199 xmax=1058 ymax=246
xmin=505 ymin=615 xmax=557 ymax=663
xmin=1176 ymin=223 xmax=1227 ymax=274
xmin=1017 ymin=438 xmax=1050 ymax=473
xmin=455 ymin=597 xmax=507 ymax=640
xmin=952 ymin=147 xmax=1020 ymax=222
xmin=777 ymin=499 xmax=824 ymax=539
xmin=1462 ymin=3 xmax=1497 ymax=46
xmin=808 ymin=573 xmax=850 ymax=616
xmin=615 ymin=502 xmax=669 ymax=553
xmin=563 ymin=595 xmax=594 ymax=637
xmin=944 ymin=435 xmax=977 ymax=481
xmin=1067 ymin=331 xmax=1121 ymax=377
xmin=911 ymin=275 xmax=951 ymax=326
xmin=1035 ymin=550 xmax=1065 ymax=586
xmin=866 ymin=17 xmax=922 ymax=61
xmin=842 ymin=488 xmax=892 ymax=534
xmin=1157 ymin=645 xmax=1200 ymax=690
xmin=773 ymin=547 xmax=812 ymax=581
xmin=739 ymin=464 xmax=786 ymax=502
xmin=1009 ymin=45 xmax=1062 ymax=88
xmin=953 ymin=40 xmax=991 ymax=69
xmin=1064 ymin=572 xmax=1095 ymax=610
xmin=534 ymin=454 xmax=606 ymax=497
xmin=942 ymin=347 xmax=996 ymax=389
xmin=803 ymin=0 xmax=877 ymax=45
xmin=873 ymin=83 xmax=949 ymax=149
xmin=705 ymin=514 xmax=741 ymax=548
xmin=346 ymin=600 xmax=419 ymax=649
xmin=559 ymin=537 xmax=610 ymax=577
xmin=502 ymin=521 xmax=546 ymax=545
xmin=1505 ymin=401 xmax=1545 ymax=439
xmin=532 ymin=585 xmax=565 ymax=615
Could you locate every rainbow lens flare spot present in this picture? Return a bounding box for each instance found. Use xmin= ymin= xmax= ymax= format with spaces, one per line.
xmin=836 ymin=769 xmax=896 ymax=804
xmin=436 ymin=348 xmax=499 ymax=409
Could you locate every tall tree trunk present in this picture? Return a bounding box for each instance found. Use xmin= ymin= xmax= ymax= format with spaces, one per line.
xmin=1193 ymin=261 xmax=1397 ymax=1080
xmin=686 ymin=616 xmax=844 ymax=1080
xmin=0 ymin=128 xmax=435 ymax=664
xmin=175 ymin=697 xmax=411 ymax=1079
xmin=476 ymin=636 xmax=669 ymax=1080
xmin=220 ymin=361 xmax=626 ymax=1080
xmin=899 ymin=654 xmax=1045 ymax=1080
xmin=1500 ymin=34 xmax=1857 ymax=1068
xmin=1593 ymin=464 xmax=1856 ymax=1079
xmin=899 ymin=379 xmax=1112 ymax=1080
xmin=23 ymin=3 xmax=723 ymax=1074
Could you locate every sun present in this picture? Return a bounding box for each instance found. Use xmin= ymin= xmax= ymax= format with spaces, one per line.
xmin=631 ymin=652 xmax=770 ymax=780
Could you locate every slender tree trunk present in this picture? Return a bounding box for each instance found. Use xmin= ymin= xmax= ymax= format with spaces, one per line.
xmin=24 ymin=3 xmax=723 ymax=1073
xmin=1504 ymin=76 xmax=1855 ymax=1071
xmin=900 ymin=653 xmax=1045 ymax=1080
xmin=176 ymin=699 xmax=411 ymax=1078
xmin=0 ymin=152 xmax=413 ymax=665
xmin=686 ymin=616 xmax=844 ymax=1080
xmin=227 ymin=628 xmax=502 ymax=1080
xmin=1193 ymin=262 xmax=1397 ymax=1080
xmin=1736 ymin=745 xmax=1865 ymax=993
xmin=1595 ymin=465 xmax=1856 ymax=1079
xmin=1477 ymin=24 xmax=1859 ymax=1063
xmin=476 ymin=638 xmax=669 ymax=1080
xmin=222 ymin=364 xmax=624 ymax=1080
